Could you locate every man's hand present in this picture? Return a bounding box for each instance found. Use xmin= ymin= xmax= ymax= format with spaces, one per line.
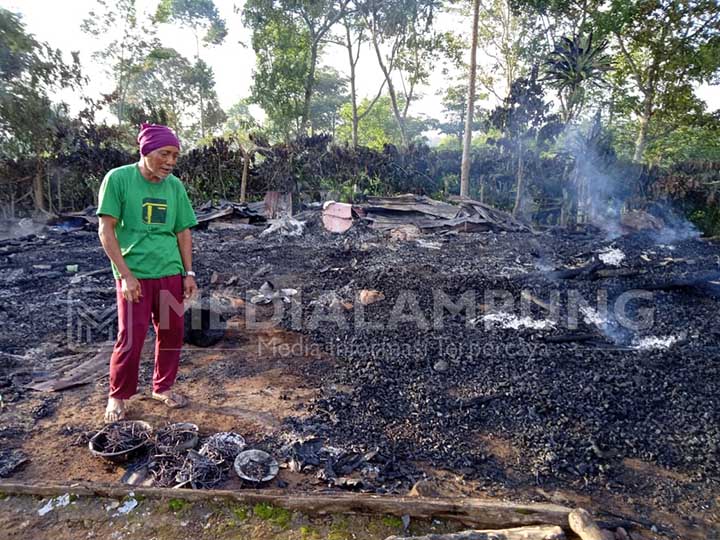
xmin=121 ymin=274 xmax=142 ymax=303
xmin=183 ymin=275 xmax=198 ymax=300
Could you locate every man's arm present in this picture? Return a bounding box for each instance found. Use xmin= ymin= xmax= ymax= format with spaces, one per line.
xmin=98 ymin=215 xmax=142 ymax=302
xmin=177 ymin=228 xmax=197 ymax=300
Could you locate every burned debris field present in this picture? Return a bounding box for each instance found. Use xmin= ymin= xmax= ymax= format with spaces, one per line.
xmin=1 ymin=208 xmax=719 ymax=536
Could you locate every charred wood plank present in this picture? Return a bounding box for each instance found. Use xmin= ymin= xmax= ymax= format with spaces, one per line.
xmin=0 ymin=481 xmax=572 ymax=529
xmin=385 ymin=525 xmax=566 ymax=540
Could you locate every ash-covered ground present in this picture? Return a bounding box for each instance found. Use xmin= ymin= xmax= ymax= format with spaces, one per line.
xmin=1 ymin=212 xmax=719 ymax=523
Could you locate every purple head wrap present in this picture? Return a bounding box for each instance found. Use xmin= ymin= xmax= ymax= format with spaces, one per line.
xmin=137 ymin=123 xmax=180 ymax=156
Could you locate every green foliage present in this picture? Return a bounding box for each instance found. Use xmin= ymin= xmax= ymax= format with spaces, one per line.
xmin=154 ymin=0 xmax=227 ymax=45
xmin=231 ymin=505 xmax=250 ymax=521
xmin=337 ymin=96 xmax=428 ymax=150
xmin=542 ymin=32 xmax=613 ymax=123
xmin=0 ymin=8 xmax=82 ymax=158
xmin=252 ymin=502 xmax=292 ymax=528
xmin=245 ymin=6 xmax=310 ymax=140
xmin=167 ymin=498 xmax=187 ymax=512
xmin=381 ymin=515 xmax=403 ymax=528
xmin=310 ymin=67 xmax=350 ymax=136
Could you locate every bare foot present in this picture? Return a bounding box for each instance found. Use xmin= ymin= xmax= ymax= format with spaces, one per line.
xmin=104 ymin=397 xmax=126 ymax=423
xmin=151 ymin=390 xmax=188 ymax=409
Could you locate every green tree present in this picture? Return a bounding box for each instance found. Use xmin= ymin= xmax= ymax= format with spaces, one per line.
xmin=246 ymin=13 xmax=309 ymax=140
xmin=154 ymin=0 xmax=228 ymax=139
xmin=359 ymin=0 xmax=460 ymax=147
xmin=542 ymin=32 xmax=613 ymax=124
xmin=337 ymin=95 xmax=428 ymax=150
xmin=489 ymin=68 xmax=560 ymax=217
xmin=599 ymin=0 xmax=720 ymax=162
xmin=81 ymin=0 xmax=154 ymax=127
xmin=436 ymin=84 xmax=485 ymax=147
xmin=1 ymin=8 xmax=83 ymax=210
xmin=461 ymin=0 xmax=481 ymax=197
xmin=310 ymin=67 xmax=350 ymax=137
xmin=244 ymin=0 xmax=350 ymax=136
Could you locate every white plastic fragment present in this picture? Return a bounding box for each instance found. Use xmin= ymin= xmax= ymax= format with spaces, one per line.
xmin=114 ymin=493 xmax=138 ymax=516
xmin=38 ymin=493 xmax=72 ymax=516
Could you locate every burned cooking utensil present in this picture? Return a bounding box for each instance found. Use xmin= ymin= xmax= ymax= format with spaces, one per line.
xmin=154 ymin=422 xmax=199 ymax=452
xmin=234 ymin=449 xmax=279 ymax=483
xmin=199 ymin=432 xmax=246 ymax=468
xmin=88 ymin=420 xmax=152 ymax=463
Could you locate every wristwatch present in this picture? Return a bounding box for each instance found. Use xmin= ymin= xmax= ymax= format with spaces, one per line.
xmin=183 ymin=270 xmax=196 ymax=277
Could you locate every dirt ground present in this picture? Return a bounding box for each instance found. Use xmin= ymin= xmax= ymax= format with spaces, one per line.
xmin=0 ymin=490 xmax=463 ymax=540
xmin=1 ymin=222 xmax=719 ymax=540
xmin=2 ymin=312 xmax=716 ymax=539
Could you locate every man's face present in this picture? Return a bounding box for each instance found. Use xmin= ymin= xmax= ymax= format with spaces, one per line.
xmin=143 ymin=146 xmax=180 ymax=180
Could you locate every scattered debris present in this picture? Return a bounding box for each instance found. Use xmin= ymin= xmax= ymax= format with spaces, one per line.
xmin=198 ymin=432 xmax=246 ymax=467
xmin=38 ymin=493 xmax=72 ymax=516
xmin=234 ymin=449 xmax=279 ymax=483
xmin=597 ymin=247 xmax=626 ymax=266
xmin=620 ymin=210 xmax=664 ymax=232
xmin=88 ymin=421 xmax=152 ymax=462
xmin=358 ymin=289 xmax=385 ymax=306
xmin=248 ymin=281 xmax=298 ymax=304
xmin=154 ymin=422 xmax=199 ymax=452
xmin=114 ymin=494 xmax=138 ymax=516
xmin=322 ymin=201 xmax=361 ymax=233
xmin=389 ymin=224 xmax=423 ymax=242
xmin=363 ymin=194 xmax=531 ymax=233
xmin=175 ymin=450 xmax=224 ymax=489
xmin=260 ymin=215 xmax=306 ymax=238
xmin=0 ymin=449 xmax=28 ymax=477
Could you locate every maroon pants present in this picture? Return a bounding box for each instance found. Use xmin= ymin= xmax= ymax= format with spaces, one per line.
xmin=109 ymin=274 xmax=184 ymax=399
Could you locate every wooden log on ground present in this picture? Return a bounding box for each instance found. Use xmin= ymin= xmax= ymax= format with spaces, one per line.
xmin=0 ymin=481 xmax=571 ymax=529
xmin=568 ymin=508 xmax=612 ymax=540
xmin=385 ymin=525 xmax=565 ymax=540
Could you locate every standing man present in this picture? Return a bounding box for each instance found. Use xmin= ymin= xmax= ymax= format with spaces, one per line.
xmin=97 ymin=123 xmax=198 ymax=423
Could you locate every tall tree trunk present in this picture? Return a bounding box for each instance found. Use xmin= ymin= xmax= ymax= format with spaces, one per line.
xmin=239 ymin=146 xmax=250 ymax=203
xmin=33 ymin=159 xmax=45 ymax=212
xmin=300 ymin=42 xmax=319 ymax=135
xmin=345 ymin=25 xmax=359 ymax=148
xmin=512 ymin=140 xmax=525 ymax=218
xmin=460 ymin=0 xmax=481 ymax=198
xmin=369 ymin=31 xmax=408 ymax=147
xmin=633 ymin=92 xmax=654 ymax=162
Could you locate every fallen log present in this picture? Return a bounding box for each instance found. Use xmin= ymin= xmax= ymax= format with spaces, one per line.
xmin=385 ymin=525 xmax=565 ymax=540
xmin=0 ymin=481 xmax=572 ymax=529
xmin=640 ymin=271 xmax=720 ymax=292
xmin=568 ymin=508 xmax=612 ymax=540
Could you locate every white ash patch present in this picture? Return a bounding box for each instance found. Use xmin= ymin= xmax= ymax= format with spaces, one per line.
xmin=580 ymin=306 xmax=607 ymax=327
xmin=480 ymin=312 xmax=556 ymax=330
xmin=633 ymin=335 xmax=680 ymax=350
xmin=598 ymin=247 xmax=626 ymax=266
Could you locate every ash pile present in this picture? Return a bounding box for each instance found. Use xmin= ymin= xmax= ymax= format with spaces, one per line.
xmin=274 ymin=210 xmax=720 ymax=497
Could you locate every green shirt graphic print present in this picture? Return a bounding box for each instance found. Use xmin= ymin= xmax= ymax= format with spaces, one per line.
xmin=96 ymin=164 xmax=198 ymax=279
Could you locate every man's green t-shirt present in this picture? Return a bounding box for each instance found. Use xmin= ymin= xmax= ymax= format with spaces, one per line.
xmin=96 ymin=164 xmax=198 ymax=279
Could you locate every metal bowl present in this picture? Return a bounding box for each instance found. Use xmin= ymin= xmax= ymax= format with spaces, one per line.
xmin=233 ymin=449 xmax=279 ymax=483
xmin=154 ymin=422 xmax=199 ymax=452
xmin=88 ymin=420 xmax=152 ymax=463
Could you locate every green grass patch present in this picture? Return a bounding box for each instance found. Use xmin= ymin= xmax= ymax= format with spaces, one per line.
xmin=232 ymin=505 xmax=250 ymax=522
xmin=382 ymin=515 xmax=404 ymax=528
xmin=168 ymin=498 xmax=188 ymax=512
xmin=252 ymin=502 xmax=291 ymax=528
xmin=299 ymin=525 xmax=321 ymax=539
